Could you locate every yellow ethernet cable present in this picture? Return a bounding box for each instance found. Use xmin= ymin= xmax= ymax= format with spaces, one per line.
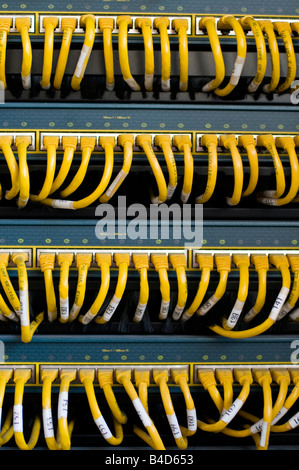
xmin=12 ymin=252 xmax=44 ymax=343
xmin=15 ymin=17 xmax=32 ymax=90
xmin=79 ymin=253 xmax=111 ymax=325
xmin=39 ymin=252 xmax=57 ymax=322
xmin=79 ymin=369 xmax=123 ymax=445
xmin=116 ymin=369 xmax=165 ymax=450
xmin=43 ymin=136 xmax=113 ymax=209
xmin=71 ymin=14 xmax=96 ymax=91
xmin=222 ymin=254 xmax=250 ymax=330
xmin=96 ymin=252 xmax=130 ymax=324
xmin=196 ymin=134 xmax=218 ymax=204
xmin=57 ymin=252 xmax=73 ymax=323
xmin=151 ymin=252 xmax=170 ymax=320
xmin=258 ymin=20 xmax=280 ymax=93
xmin=172 ymin=19 xmax=189 ymax=92
xmin=60 ymin=136 xmax=96 ymax=198
xmin=49 ymin=136 xmax=78 ymax=195
xmin=53 ymin=17 xmax=77 ymax=90
xmin=30 ymin=135 xmax=59 ymax=203
xmin=132 ymin=253 xmax=149 ymax=323
xmin=243 ymin=254 xmax=269 ymax=322
xmin=210 ymin=254 xmax=291 ymax=338
xmin=97 ymin=369 xmax=127 ymax=425
xmin=57 ymin=369 xmax=76 ymax=450
xmin=136 ymin=134 xmax=167 ymax=204
xmin=274 ymin=22 xmax=297 ymax=93
xmin=278 ymin=254 xmax=299 ymax=321
xmin=258 ymin=136 xmax=299 ymax=206
xmin=291 ymin=22 xmax=299 ymax=35
xmin=197 ymin=254 xmax=231 ymax=316
xmin=0 ymin=369 xmax=13 ymax=447
xmin=219 ymin=135 xmax=244 ymax=206
xmin=252 ymin=369 xmax=273 ymax=450
xmin=117 ymin=16 xmax=140 ymax=91
xmin=15 ymin=135 xmax=31 ymax=208
xmin=238 ymin=135 xmax=259 ymax=198
xmin=13 ymin=369 xmax=41 ymax=450
xmin=182 ymin=253 xmax=213 ymax=321
xmin=41 ymin=368 xmax=61 ymax=450
xmin=154 ymin=134 xmax=178 ymax=200
xmin=0 ymin=18 xmax=12 ymax=89
xmin=173 ymin=134 xmax=194 ymax=203
xmin=171 ymin=369 xmax=197 ymax=436
xmin=256 ymin=134 xmax=286 ymax=201
xmin=100 ymin=134 xmax=134 ymax=203
xmin=134 ymin=369 xmax=151 ymax=413
xmin=239 ymin=16 xmax=267 ymax=93
xmin=216 ymin=368 xmax=234 ymax=412
xmin=135 ymin=18 xmax=154 ymax=91
xmin=0 ymin=252 xmax=21 ymax=316
xmin=197 ymin=369 xmax=253 ymax=433
xmin=270 ymin=370 xmax=299 ymax=431
xmin=169 ymin=253 xmax=188 ymax=321
xmin=197 ymin=369 xmax=224 ymax=414
xmin=199 ymin=17 xmax=225 ymax=92
xmin=99 ymin=18 xmax=115 ymax=91
xmin=154 ymin=17 xmax=171 ymax=91
xmin=214 ymin=15 xmax=247 ymax=97
xmin=69 ymin=252 xmax=92 ymax=322
xmin=0 ymin=135 xmax=19 ymax=201
xmin=153 ymin=369 xmax=189 ymax=449
xmin=40 ymin=17 xmax=58 ymax=90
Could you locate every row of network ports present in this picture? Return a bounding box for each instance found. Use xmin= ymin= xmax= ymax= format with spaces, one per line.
xmin=0 ymin=131 xmax=298 ymax=209
xmin=1 ymin=364 xmax=299 ymax=450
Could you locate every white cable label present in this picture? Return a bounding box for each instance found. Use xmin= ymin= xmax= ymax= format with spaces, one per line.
xmin=271 ymin=406 xmax=288 ymax=425
xmin=81 ymin=309 xmax=95 ymax=324
xmin=51 ymin=199 xmax=74 ymax=210
xmin=167 ymin=412 xmax=182 ymax=438
xmin=278 ymin=301 xmax=292 ymax=321
xmin=42 ymin=408 xmax=55 ymax=438
xmin=104 ymin=170 xmax=127 ymax=199
xmin=70 ymin=303 xmax=81 ymax=320
xmin=95 ymin=415 xmax=113 ymax=440
xmin=159 ymin=299 xmax=170 ymax=319
xmin=230 ymin=56 xmax=245 ymax=85
xmin=60 ymin=297 xmax=69 ymax=321
xmin=161 ymin=79 xmax=170 ymax=91
xmin=74 ymin=44 xmax=92 ymax=79
xmin=172 ymin=305 xmax=184 ymax=321
xmin=58 ymin=391 xmax=68 ymax=420
xmin=289 ymin=411 xmax=299 ymax=429
xmin=144 ymin=73 xmax=153 ymax=90
xmin=125 ymin=77 xmax=140 ymax=91
xmin=289 ymin=308 xmax=299 ymax=320
xmin=132 ymin=397 xmax=152 ymax=428
xmin=22 ymin=74 xmax=31 ymax=90
xmin=269 ymin=287 xmax=289 ymax=321
xmin=181 ymin=191 xmax=190 ymax=203
xmin=19 ymin=290 xmax=29 ymax=327
xmin=221 ymin=398 xmax=244 ymax=424
xmin=260 ymin=421 xmax=269 ymax=448
xmin=167 ymin=184 xmax=177 ymax=200
xmin=134 ymin=302 xmax=147 ymax=322
xmin=187 ymin=408 xmax=197 ymax=431
xmin=226 ymin=299 xmax=244 ymax=328
xmin=197 ymin=295 xmax=218 ymax=316
xmin=13 ymin=404 xmax=23 ymax=432
xmin=103 ymin=295 xmax=120 ymax=322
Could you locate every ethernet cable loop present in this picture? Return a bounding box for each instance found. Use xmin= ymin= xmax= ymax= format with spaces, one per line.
xmin=172 ymin=19 xmax=189 ymax=92
xmin=199 ymin=17 xmax=225 ymax=92
xmin=258 ymin=20 xmax=280 ymax=93
xmin=154 ymin=134 xmax=178 ymax=200
xmin=15 ymin=17 xmax=32 ymax=90
xmin=53 ymin=17 xmax=77 ymax=90
xmin=13 ymin=369 xmax=41 ymax=450
xmin=273 ymin=22 xmax=297 ymax=94
xmin=49 ymin=136 xmax=78 ymax=195
xmin=154 ymin=17 xmax=171 ymax=91
xmin=0 ymin=369 xmax=14 ymax=446
xmin=219 ymin=134 xmax=244 ymax=206
xmin=214 ymin=15 xmax=247 ymax=97
xmin=132 ymin=252 xmax=149 ymax=323
xmin=0 ymin=135 xmax=19 ymax=202
xmin=151 ymin=253 xmax=171 ymax=320
xmin=98 ymin=17 xmax=115 ymax=91
xmin=135 ymin=17 xmax=155 ymax=92
xmin=15 ymin=135 xmax=31 ymax=208
xmin=117 ymin=16 xmax=140 ymax=91
xmin=195 ymin=134 xmax=218 ymax=204
xmin=0 ymin=17 xmax=12 ymax=89
xmin=30 ymin=135 xmax=59 ymax=203
xmin=40 ymin=17 xmax=59 ymax=90
xmin=69 ymin=252 xmax=92 ymax=322
xmin=39 ymin=252 xmax=57 ymax=322
xmin=58 ymin=252 xmax=74 ymax=323
xmin=173 ymin=134 xmax=194 ymax=203
xmin=71 ymin=14 xmax=96 ymax=91
xmin=79 ymin=369 xmax=124 ymax=445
